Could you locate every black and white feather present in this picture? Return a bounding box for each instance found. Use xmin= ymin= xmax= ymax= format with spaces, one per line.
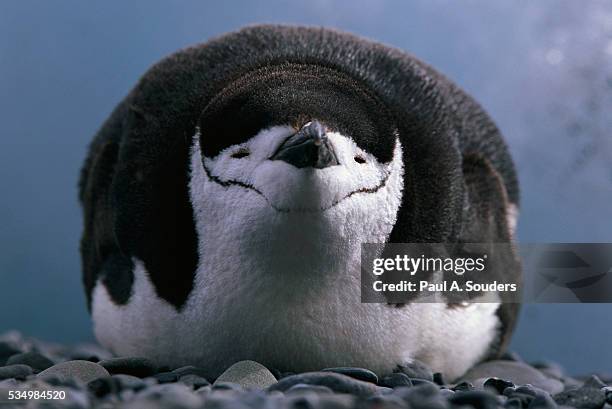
xmin=79 ymin=25 xmax=521 ymax=380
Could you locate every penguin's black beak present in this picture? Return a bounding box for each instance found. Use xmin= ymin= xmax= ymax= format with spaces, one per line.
xmin=270 ymin=120 xmax=339 ymax=169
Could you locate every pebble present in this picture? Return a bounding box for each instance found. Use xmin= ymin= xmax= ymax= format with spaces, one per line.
xmin=394 ymin=383 xmax=446 ymax=409
xmin=1 ymin=331 xmax=611 ymax=409
xmin=179 ymin=374 xmax=210 ymax=389
xmin=212 ymin=381 xmax=244 ymax=392
xmin=0 ymin=341 xmax=22 ymax=366
xmin=0 ymin=378 xmax=19 ymax=387
xmin=554 ymin=385 xmax=606 ymax=409
xmin=433 ymin=372 xmax=446 ymax=385
xmin=133 ymin=382 xmax=202 ymax=409
xmin=195 ymin=384 xmax=212 ymax=398
xmin=453 ymin=381 xmax=475 ymax=392
xmin=505 ymin=396 xmax=523 ymax=409
xmin=87 ymin=376 xmax=121 ymax=397
xmin=171 ymin=365 xmax=209 ymax=378
xmin=584 ymin=375 xmax=607 ymax=389
xmin=0 ymin=364 xmax=33 ymax=380
xmin=410 ymin=378 xmax=439 ymax=388
xmin=322 ymin=366 xmax=379 ymax=384
xmin=604 ymin=387 xmax=612 ymax=405
xmin=395 ymin=359 xmax=434 ymax=381
xmin=504 ymin=387 xmax=538 ymax=407
xmin=484 ymin=377 xmax=515 ymax=394
xmin=366 ymin=393 xmax=410 ymax=408
xmin=285 ymin=383 xmax=334 ymax=395
xmin=449 ymin=390 xmax=501 ymax=409
xmin=529 ymin=392 xmax=559 ymax=409
xmin=113 ymin=373 xmax=147 ymax=391
xmin=99 ymin=356 xmax=157 ymax=377
xmin=461 ymin=360 xmax=564 ymax=394
xmin=286 ymin=383 xmax=334 ymax=394
xmin=214 ymin=360 xmax=277 ymax=389
xmin=154 ymin=371 xmax=179 ymax=383
xmin=380 ymin=373 xmax=413 ymax=388
xmin=65 ymin=343 xmax=112 ymax=362
xmin=269 ymin=371 xmax=382 ymax=397
xmin=6 ymin=352 xmax=54 ymax=372
xmin=37 ymin=360 xmax=109 ymax=384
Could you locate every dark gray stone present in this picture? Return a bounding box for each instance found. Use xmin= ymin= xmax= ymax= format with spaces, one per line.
xmin=211 ymin=381 xmax=244 ymax=392
xmin=366 ymin=393 xmax=410 ymax=408
xmin=66 ymin=344 xmax=112 ymax=362
xmin=380 ymin=373 xmax=413 ymax=388
xmin=528 ymin=393 xmax=558 ymax=409
xmin=322 ymin=367 xmax=378 ymax=384
xmin=0 ymin=341 xmax=21 ymax=366
xmin=0 ymin=364 xmax=33 ymax=380
xmin=433 ymin=372 xmax=446 ymax=386
xmin=507 ymin=385 xmax=550 ymax=400
xmin=179 ymin=374 xmax=210 ymax=389
xmin=395 ymin=360 xmax=434 ymax=381
xmin=133 ymin=383 xmax=201 ymax=408
xmin=0 ymin=378 xmax=19 ymax=388
xmin=393 ymin=384 xmax=446 ymax=409
xmin=37 ymin=360 xmax=109 ymax=384
xmin=99 ymin=356 xmax=157 ymax=377
xmin=604 ymin=387 xmax=612 ymax=405
xmin=154 ymin=371 xmax=179 ymax=383
xmin=453 ymin=381 xmax=475 ymax=392
xmin=554 ymin=386 xmax=606 ymax=409
xmin=172 ymin=365 xmax=208 ymax=378
xmin=461 ymin=360 xmax=564 ymax=394
xmin=584 ymin=375 xmax=607 ymax=390
xmin=505 ymin=397 xmax=523 ymax=409
xmin=268 ymin=371 xmax=382 ymax=397
xmin=87 ymin=376 xmax=120 ymax=397
xmin=450 ymin=390 xmax=501 ymax=409
xmin=113 ymin=374 xmax=147 ymax=391
xmin=484 ymin=377 xmax=516 ymax=394
xmin=508 ymin=391 xmax=537 ymax=407
xmin=6 ymin=352 xmax=54 ymax=372
xmin=286 ymin=383 xmax=334 ymax=394
xmin=195 ymin=385 xmax=212 ymax=398
xmin=410 ymin=378 xmax=439 ymax=388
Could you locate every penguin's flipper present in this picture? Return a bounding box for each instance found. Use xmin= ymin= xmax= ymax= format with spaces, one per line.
xmin=80 ymin=101 xmax=199 ymax=311
xmin=461 ymin=153 xmax=516 ymax=243
xmin=460 ymin=153 xmax=521 ymax=357
xmin=79 ymin=104 xmax=126 ymax=310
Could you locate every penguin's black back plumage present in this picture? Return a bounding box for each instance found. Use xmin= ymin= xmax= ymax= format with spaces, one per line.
xmin=80 ymin=24 xmax=520 ymax=357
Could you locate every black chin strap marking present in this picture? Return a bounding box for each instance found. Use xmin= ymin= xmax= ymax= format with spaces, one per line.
xmin=201 ymin=158 xmax=391 ymax=213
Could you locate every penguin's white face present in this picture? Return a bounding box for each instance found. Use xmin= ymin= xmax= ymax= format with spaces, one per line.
xmin=189 ymin=121 xmax=404 ymax=280
xmin=199 ymin=124 xmax=400 ymax=212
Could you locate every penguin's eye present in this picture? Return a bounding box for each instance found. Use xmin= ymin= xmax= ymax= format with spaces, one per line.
xmin=354 ymin=155 xmax=367 ymax=164
xmin=231 ymin=148 xmax=250 ymax=159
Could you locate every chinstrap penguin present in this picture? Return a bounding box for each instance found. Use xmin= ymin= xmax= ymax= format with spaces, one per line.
xmin=79 ymin=25 xmax=521 ymax=381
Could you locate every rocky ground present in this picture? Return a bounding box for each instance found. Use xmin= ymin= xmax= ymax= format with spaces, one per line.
xmin=0 ymin=331 xmax=610 ymax=409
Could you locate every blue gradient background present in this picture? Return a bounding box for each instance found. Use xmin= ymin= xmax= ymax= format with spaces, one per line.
xmin=1 ymin=1 xmax=611 ymax=374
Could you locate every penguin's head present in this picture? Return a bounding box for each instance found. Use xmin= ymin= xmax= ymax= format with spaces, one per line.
xmin=193 ymin=64 xmax=403 ymax=215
